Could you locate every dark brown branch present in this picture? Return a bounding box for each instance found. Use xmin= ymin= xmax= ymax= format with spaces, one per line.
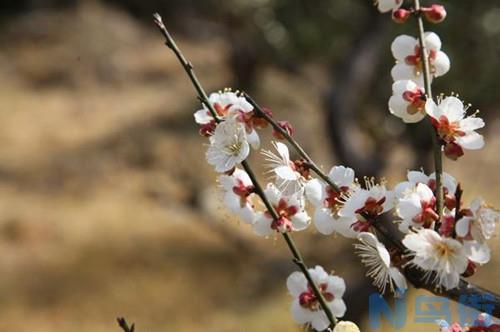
xmin=153 ymin=12 xmax=338 ymax=329
xmin=117 ymin=317 xmax=135 ymax=332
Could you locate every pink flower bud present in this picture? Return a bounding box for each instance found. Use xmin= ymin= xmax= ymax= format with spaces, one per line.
xmin=273 ymin=121 xmax=294 ymax=140
xmin=392 ymin=8 xmax=411 ymax=23
xmin=444 ymin=142 xmax=464 ymax=160
xmin=462 ymin=261 xmax=477 ymax=278
xmin=422 ymin=4 xmax=447 ymax=24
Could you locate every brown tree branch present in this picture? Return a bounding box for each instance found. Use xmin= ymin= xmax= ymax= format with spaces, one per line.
xmin=117 ymin=317 xmax=135 ymax=332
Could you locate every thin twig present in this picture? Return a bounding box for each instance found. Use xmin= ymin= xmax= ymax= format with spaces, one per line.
xmin=117 ymin=317 xmax=135 ymax=332
xmin=413 ymin=0 xmax=444 ymax=227
xmin=153 ymin=13 xmax=337 ymax=329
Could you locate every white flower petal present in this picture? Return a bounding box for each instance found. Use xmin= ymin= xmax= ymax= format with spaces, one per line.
xmin=330 ymin=298 xmax=347 ymax=318
xmin=433 ymin=51 xmax=450 ymax=77
xmin=391 ymin=35 xmax=417 ymax=60
xmin=455 ymin=217 xmax=471 ymax=238
xmin=252 ymin=214 xmax=273 ymax=236
xmin=287 ymin=271 xmax=308 ymax=296
xmin=292 ymin=211 xmax=310 ymax=231
xmin=306 ymin=179 xmax=325 ymax=207
xmin=455 ymin=132 xmax=484 ymax=150
xmin=311 ymin=311 xmax=331 ymax=331
xmin=290 ymin=300 xmax=310 ymax=324
xmin=464 ymin=241 xmax=490 ymax=265
xmin=314 ymin=208 xmax=336 ymax=235
xmin=459 ymin=117 xmax=485 ymax=131
xmin=194 ymin=108 xmax=212 ymax=124
xmin=424 ymin=32 xmax=442 ymax=51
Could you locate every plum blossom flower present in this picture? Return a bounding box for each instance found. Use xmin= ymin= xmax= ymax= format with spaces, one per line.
xmin=389 ymin=80 xmax=426 ymax=123
xmin=456 ymin=198 xmax=499 ymax=243
xmin=455 ymin=198 xmax=498 ymax=265
xmin=194 ymin=90 xmax=262 ymax=148
xmin=262 ymin=142 xmax=309 ymax=195
xmin=374 ymin=0 xmax=402 ymax=13
xmin=305 ymin=166 xmax=358 ymax=238
xmin=426 ymin=96 xmax=485 ymax=160
xmin=403 ymin=229 xmax=468 ymax=290
xmin=395 ymin=183 xmax=439 ymax=232
xmin=218 ymin=168 xmax=256 ymax=224
xmin=287 ymin=266 xmax=346 ymax=331
xmin=395 ymin=170 xmax=458 ymax=211
xmin=391 ymin=32 xmax=450 ymax=85
xmin=355 ymin=232 xmax=407 ymax=294
xmin=253 ymin=183 xmax=310 ymax=236
xmin=338 ymin=178 xmax=393 ymax=233
xmin=206 ymin=119 xmax=250 ymax=173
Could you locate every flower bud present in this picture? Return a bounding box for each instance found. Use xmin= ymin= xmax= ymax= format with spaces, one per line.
xmin=461 ymin=260 xmax=477 ymax=278
xmin=392 ymin=8 xmax=411 ymax=24
xmin=444 ymin=142 xmax=464 ymax=161
xmin=272 ymin=120 xmax=294 ymax=140
xmin=422 ymin=4 xmax=447 ymax=24
xmin=333 ymin=321 xmax=361 ymax=332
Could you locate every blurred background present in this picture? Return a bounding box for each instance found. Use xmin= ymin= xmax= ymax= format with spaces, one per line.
xmin=0 ymin=0 xmax=499 ymax=331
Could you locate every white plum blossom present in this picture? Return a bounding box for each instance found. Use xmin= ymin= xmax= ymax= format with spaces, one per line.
xmin=456 ymin=198 xmax=499 ymax=243
xmin=338 ymin=179 xmax=393 ymax=233
xmin=206 ymin=119 xmax=250 ymax=173
xmin=262 ymin=141 xmax=307 ymax=195
xmin=395 ymin=183 xmax=439 ymax=232
xmin=355 ymin=232 xmax=407 ymax=294
xmin=253 ymin=183 xmax=310 ymax=236
xmin=389 ymin=80 xmax=426 ymax=123
xmin=391 ymin=32 xmax=450 ymax=85
xmin=426 ymin=96 xmax=485 ymax=160
xmin=375 ymin=0 xmax=402 ymax=13
xmin=218 ymin=168 xmax=256 ymax=224
xmin=403 ymin=229 xmax=468 ymax=290
xmin=394 ymin=170 xmax=457 ymax=211
xmin=287 ymin=266 xmax=346 ymax=331
xmin=455 ymin=198 xmax=499 ymax=265
xmin=305 ymin=166 xmax=358 ymax=238
xmin=194 ymin=90 xmax=261 ymax=148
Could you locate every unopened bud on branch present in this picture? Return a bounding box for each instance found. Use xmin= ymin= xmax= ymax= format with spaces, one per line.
xmin=422 ymin=4 xmax=447 ymax=24
xmin=273 ymin=121 xmax=294 ymax=140
xmin=392 ymin=8 xmax=411 ymax=23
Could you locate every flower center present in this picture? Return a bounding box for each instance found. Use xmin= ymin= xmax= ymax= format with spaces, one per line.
xmin=325 ymin=186 xmax=349 ymax=215
xmin=403 ymin=88 xmax=425 ymax=115
xmin=434 ymin=242 xmax=453 ymax=259
xmin=432 ymin=115 xmax=465 ymax=143
xmin=269 ymin=198 xmax=299 ymax=232
xmin=213 ymin=102 xmax=232 ymax=117
xmin=412 ymin=197 xmax=439 ymax=228
xmin=299 ymin=283 xmax=334 ymax=311
xmin=232 ymin=180 xmax=255 ymax=208
xmin=356 ymin=197 xmax=386 ymax=218
xmin=226 ymin=140 xmax=243 ymax=156
xmin=405 ymin=46 xmax=437 ymax=75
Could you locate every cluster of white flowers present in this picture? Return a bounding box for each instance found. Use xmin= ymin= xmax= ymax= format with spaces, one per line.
xmin=385 ymin=9 xmax=485 ymax=161
xmin=196 ymin=91 xmax=497 ymax=300
xmin=188 ymin=2 xmax=498 ymax=328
